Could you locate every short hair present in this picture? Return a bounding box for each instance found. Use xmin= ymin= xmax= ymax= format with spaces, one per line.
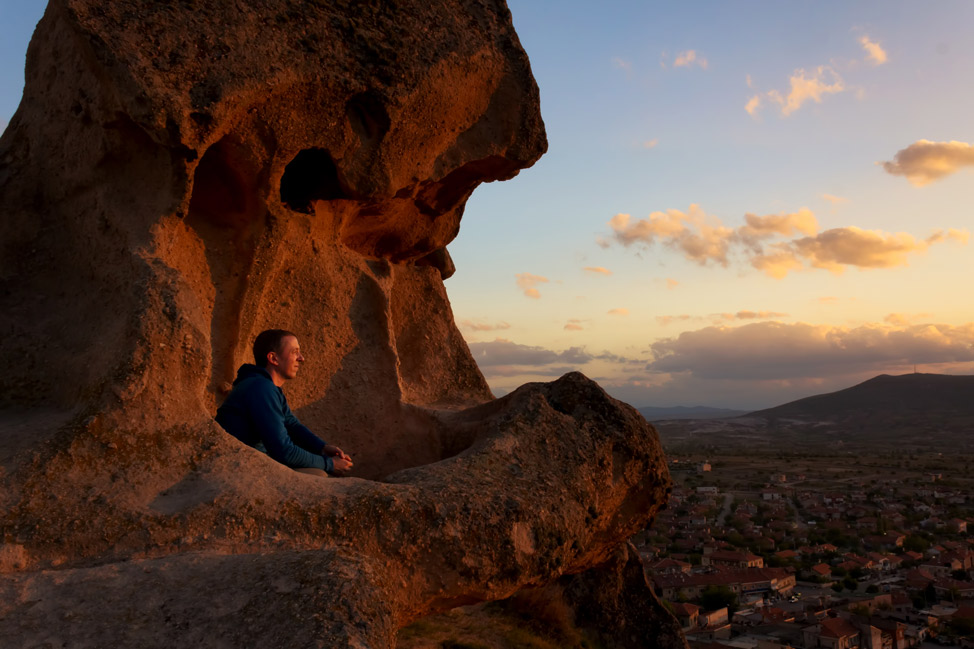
xmin=253 ymin=329 xmax=297 ymax=367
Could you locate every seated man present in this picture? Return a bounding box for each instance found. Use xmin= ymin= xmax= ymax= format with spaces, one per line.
xmin=216 ymin=329 xmax=352 ymax=476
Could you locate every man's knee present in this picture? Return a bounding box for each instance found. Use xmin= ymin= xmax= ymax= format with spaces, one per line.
xmin=294 ymin=467 xmax=329 ymax=478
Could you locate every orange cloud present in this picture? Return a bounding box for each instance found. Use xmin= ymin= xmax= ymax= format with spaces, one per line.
xmin=821 ymin=194 xmax=848 ymax=205
xmin=882 ymin=140 xmax=974 ymax=186
xmin=860 ymin=36 xmax=887 ymax=65
xmin=674 ymin=50 xmax=708 ymax=69
xmin=749 ymin=66 xmax=844 ymax=118
xmin=583 ymin=266 xmax=613 ymax=276
xmin=657 ymin=315 xmax=694 ymax=326
xmin=608 ymin=206 xmax=734 ymax=266
xmin=648 ymin=321 xmax=974 ymax=380
xmin=459 ymin=319 xmax=511 ymax=332
xmin=714 ymin=311 xmax=789 ymax=321
xmin=665 ymin=278 xmax=679 ymax=290
xmin=608 ymin=206 xmax=966 ymax=278
xmin=608 ymin=308 xmax=629 ymax=316
xmin=564 ymin=320 xmax=584 ymax=331
xmin=515 ymin=273 xmax=549 ymax=299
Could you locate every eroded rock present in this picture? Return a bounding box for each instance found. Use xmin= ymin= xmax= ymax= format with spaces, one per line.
xmin=0 ymin=1 xmax=682 ymax=647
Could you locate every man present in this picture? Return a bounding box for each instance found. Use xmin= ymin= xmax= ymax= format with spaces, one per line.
xmin=216 ymin=329 xmax=353 ymax=476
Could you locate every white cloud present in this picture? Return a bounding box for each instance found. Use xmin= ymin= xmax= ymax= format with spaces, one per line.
xmin=860 ymin=36 xmax=888 ymax=65
xmin=881 ymin=140 xmax=974 ymax=186
xmin=515 ymin=273 xmax=549 ymax=299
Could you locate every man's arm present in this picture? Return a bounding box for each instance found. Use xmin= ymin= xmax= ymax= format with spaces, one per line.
xmin=246 ymin=387 xmax=331 ymax=471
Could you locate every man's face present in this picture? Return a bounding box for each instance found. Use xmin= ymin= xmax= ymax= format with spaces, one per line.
xmin=271 ymin=335 xmax=304 ymax=380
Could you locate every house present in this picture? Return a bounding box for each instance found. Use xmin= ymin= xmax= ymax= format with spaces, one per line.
xmin=670 ymin=602 xmax=700 ymax=631
xmin=811 ymin=563 xmax=833 ymax=580
xmin=652 ymin=567 xmax=796 ymax=601
xmin=803 ymin=616 xmax=861 ymax=649
xmin=703 ymin=550 xmax=765 ymax=569
xmin=652 ymin=558 xmax=692 ymax=575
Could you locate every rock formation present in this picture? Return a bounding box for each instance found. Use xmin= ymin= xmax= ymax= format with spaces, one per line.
xmin=0 ymin=1 xmax=684 ymax=647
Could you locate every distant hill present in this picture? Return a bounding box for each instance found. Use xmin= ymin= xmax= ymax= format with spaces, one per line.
xmin=653 ymin=373 xmax=974 ymax=452
xmin=747 ymin=373 xmax=974 ymax=422
xmin=638 ymin=405 xmax=748 ymax=421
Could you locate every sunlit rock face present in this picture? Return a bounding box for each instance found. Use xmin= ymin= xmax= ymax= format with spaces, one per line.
xmin=0 ymin=1 xmax=684 ymax=647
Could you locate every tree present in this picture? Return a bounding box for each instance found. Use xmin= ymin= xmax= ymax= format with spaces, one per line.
xmin=866 ymin=584 xmax=879 ymax=594
xmin=699 ymin=585 xmax=739 ymax=615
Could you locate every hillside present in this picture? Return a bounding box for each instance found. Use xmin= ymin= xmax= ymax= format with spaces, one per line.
xmin=654 ymin=373 xmax=974 ymax=452
xmin=638 ymin=405 xmax=748 ymax=421
xmin=748 ymin=373 xmax=974 ymax=421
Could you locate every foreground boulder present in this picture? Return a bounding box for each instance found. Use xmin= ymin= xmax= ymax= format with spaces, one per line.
xmin=0 ymin=1 xmax=684 ymax=647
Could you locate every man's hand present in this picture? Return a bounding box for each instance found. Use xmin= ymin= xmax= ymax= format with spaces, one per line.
xmin=323 ymin=445 xmax=353 ymax=474
xmin=322 ymin=444 xmax=351 ymax=461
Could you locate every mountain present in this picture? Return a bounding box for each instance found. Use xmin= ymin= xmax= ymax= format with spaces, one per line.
xmin=746 ymin=373 xmax=974 ymax=421
xmin=653 ymin=373 xmax=974 ymax=452
xmin=638 ymin=405 xmax=748 ymax=421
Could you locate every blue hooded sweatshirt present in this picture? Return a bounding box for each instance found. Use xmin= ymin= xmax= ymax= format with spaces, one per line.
xmin=215 ymin=364 xmax=333 ymax=473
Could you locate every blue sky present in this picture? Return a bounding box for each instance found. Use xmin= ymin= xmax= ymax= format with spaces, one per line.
xmin=3 ymin=1 xmax=972 ymax=409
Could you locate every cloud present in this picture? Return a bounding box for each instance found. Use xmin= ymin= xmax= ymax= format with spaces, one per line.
xmin=515 ymin=273 xmax=549 ymax=299
xmin=657 ymin=315 xmax=694 ymax=326
xmin=821 ymin=194 xmax=848 ymax=205
xmin=881 ymin=140 xmax=974 ymax=186
xmin=735 ymin=209 xmax=818 ymax=250
xmin=772 ymin=66 xmax=844 ymax=116
xmin=884 ymin=312 xmax=933 ymax=326
xmin=648 ymin=321 xmax=974 ymax=380
xmin=860 ymin=36 xmax=887 ymax=65
xmin=611 ymin=57 xmax=632 ymax=73
xmin=745 ymin=95 xmax=762 ymax=117
xmin=564 ymin=320 xmax=584 ymax=332
xmin=608 ymin=308 xmax=629 ymax=316
xmin=606 ymin=206 xmax=967 ymax=278
xmin=642 ymin=138 xmax=659 ymax=149
xmin=749 ymin=66 xmax=844 ymax=118
xmin=674 ymin=50 xmax=708 ymax=69
xmin=459 ymin=319 xmax=511 ymax=333
xmin=467 ymin=339 xmax=636 ymax=379
xmin=583 ymin=266 xmax=613 ymax=276
xmin=715 ymin=311 xmax=790 ymax=321
xmin=608 ymin=205 xmax=734 ymax=267
xmin=666 ymin=278 xmax=679 ymax=290
xmin=790 ymin=226 xmax=962 ymax=272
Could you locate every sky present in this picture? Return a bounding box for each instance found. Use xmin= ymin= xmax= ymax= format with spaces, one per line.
xmin=2 ymin=1 xmax=973 ymax=410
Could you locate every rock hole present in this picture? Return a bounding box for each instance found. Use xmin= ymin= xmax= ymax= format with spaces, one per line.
xmin=280 ymin=148 xmax=347 ymax=213
xmin=186 ymin=137 xmax=265 ymax=404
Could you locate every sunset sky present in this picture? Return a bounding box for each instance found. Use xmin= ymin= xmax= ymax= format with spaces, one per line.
xmin=3 ymin=2 xmax=972 ymax=409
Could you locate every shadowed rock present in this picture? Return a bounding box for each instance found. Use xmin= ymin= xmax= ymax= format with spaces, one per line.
xmin=0 ymin=1 xmax=684 ymax=647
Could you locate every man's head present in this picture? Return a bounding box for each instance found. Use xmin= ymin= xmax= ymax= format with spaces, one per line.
xmin=253 ymin=329 xmax=304 ymax=385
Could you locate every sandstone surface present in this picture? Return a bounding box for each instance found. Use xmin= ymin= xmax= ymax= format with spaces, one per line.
xmin=0 ymin=1 xmax=684 ymax=647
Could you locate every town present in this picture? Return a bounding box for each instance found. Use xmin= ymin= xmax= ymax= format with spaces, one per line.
xmin=639 ymin=450 xmax=974 ymax=649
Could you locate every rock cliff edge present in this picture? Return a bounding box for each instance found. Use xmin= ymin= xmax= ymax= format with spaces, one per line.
xmin=0 ymin=1 xmax=685 ymax=647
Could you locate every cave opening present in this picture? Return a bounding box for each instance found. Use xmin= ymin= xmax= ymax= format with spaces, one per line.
xmin=280 ymin=148 xmax=347 ymax=213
